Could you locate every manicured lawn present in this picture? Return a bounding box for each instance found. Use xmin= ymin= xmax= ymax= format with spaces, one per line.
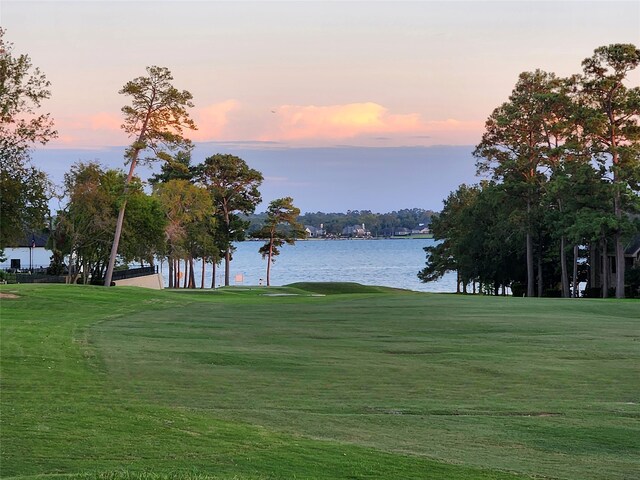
xmin=1 ymin=284 xmax=638 ymax=479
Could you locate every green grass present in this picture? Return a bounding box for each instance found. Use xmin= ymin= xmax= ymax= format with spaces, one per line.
xmin=1 ymin=284 xmax=639 ymax=479
xmin=285 ymin=282 xmax=402 ymax=294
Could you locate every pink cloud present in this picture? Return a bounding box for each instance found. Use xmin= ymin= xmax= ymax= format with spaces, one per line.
xmin=190 ymin=100 xmax=239 ymax=141
xmin=46 ymin=101 xmax=482 ymax=149
xmin=264 ymin=102 xmax=418 ymax=140
xmin=259 ymin=102 xmax=482 ymax=145
xmin=88 ymin=112 xmax=122 ymax=131
xmin=47 ymin=112 xmax=127 ymax=148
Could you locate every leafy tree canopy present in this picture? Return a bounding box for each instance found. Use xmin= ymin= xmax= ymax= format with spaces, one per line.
xmin=0 ymin=28 xmax=55 ymax=247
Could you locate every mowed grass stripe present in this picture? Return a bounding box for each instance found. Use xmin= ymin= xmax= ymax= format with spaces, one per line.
xmin=1 ymin=284 xmax=638 ymax=479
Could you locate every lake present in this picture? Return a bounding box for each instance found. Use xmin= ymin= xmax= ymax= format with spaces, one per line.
xmin=168 ymin=238 xmax=455 ymax=292
xmin=2 ymin=239 xmax=457 ymax=292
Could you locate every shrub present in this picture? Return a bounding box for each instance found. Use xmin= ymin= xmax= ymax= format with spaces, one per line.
xmin=47 ymin=249 xmax=65 ymax=275
xmin=625 ymin=266 xmax=640 ymax=298
xmin=544 ymin=289 xmax=562 ymax=298
xmin=510 ymin=282 xmax=525 ymax=297
xmin=582 ymin=287 xmax=602 ymax=298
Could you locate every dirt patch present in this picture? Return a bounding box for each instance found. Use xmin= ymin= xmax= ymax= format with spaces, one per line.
xmin=262 ymin=293 xmax=326 ymax=297
xmin=262 ymin=293 xmax=300 ymax=297
xmin=0 ymin=292 xmax=20 ymax=299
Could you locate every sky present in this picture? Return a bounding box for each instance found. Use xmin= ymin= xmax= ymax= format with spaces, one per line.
xmin=3 ymin=1 xmax=639 ymax=212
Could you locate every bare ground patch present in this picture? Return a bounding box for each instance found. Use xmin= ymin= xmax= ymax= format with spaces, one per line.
xmin=0 ymin=292 xmax=20 ymax=299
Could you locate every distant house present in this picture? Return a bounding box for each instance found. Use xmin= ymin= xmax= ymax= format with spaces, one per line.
xmin=625 ymin=235 xmax=640 ymax=267
xmin=342 ymin=224 xmax=369 ymax=238
xmin=13 ymin=232 xmax=49 ymax=248
xmin=411 ymin=224 xmax=431 ymax=235
xmin=606 ymin=235 xmax=640 ymax=271
xmin=305 ymin=224 xmax=326 ymax=238
xmin=1 ymin=232 xmax=51 ymax=271
xmin=599 ymin=234 xmax=640 ymax=292
xmin=394 ymin=227 xmax=411 ymax=236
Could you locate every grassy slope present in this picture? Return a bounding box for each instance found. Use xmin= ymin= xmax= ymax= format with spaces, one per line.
xmin=1 ymin=284 xmax=638 ymax=479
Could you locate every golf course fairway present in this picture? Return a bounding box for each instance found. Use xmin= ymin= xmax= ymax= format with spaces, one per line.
xmin=1 ymin=283 xmax=638 ymax=479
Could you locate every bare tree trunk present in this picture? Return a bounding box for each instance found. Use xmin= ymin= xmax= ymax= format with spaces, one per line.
xmin=82 ymin=260 xmax=89 ymax=285
xmin=613 ymin=175 xmax=625 ymax=298
xmin=560 ymin=236 xmax=570 ymax=298
xmin=201 ymin=259 xmax=206 ymax=289
xmin=526 ymin=231 xmax=534 ymax=297
xmin=104 ymin=201 xmax=127 ymax=286
xmin=602 ymin=238 xmax=609 ymax=299
xmin=456 ymin=271 xmax=461 ymax=294
xmin=184 ymin=255 xmax=196 ymax=288
xmin=572 ymin=245 xmax=579 ymax=298
xmin=172 ymin=259 xmax=176 ymax=288
xmin=183 ymin=259 xmax=189 ymax=289
xmin=168 ymin=256 xmax=174 ymax=289
xmin=537 ymin=253 xmax=543 ymax=298
xmin=67 ymin=251 xmax=75 ymax=284
xmin=176 ymin=259 xmax=181 ymax=289
xmin=589 ymin=243 xmax=598 ymax=291
xmin=188 ymin=257 xmax=196 ymax=288
xmin=104 ymin=148 xmax=144 ymax=286
xmin=211 ymin=262 xmax=216 ymax=289
xmin=224 ymin=250 xmax=231 ymax=286
xmin=612 ymin=138 xmax=625 ymax=298
xmin=614 ymin=230 xmax=625 ymax=299
xmin=266 ymin=243 xmax=273 ymax=287
xmin=472 ymin=281 xmax=476 ymax=295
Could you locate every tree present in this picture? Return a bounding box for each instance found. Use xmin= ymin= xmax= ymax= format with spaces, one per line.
xmin=0 ymin=28 xmax=56 ymax=165
xmin=148 ymin=150 xmax=195 ymax=186
xmin=196 ymin=154 xmax=263 ymax=286
xmin=0 ymin=27 xmax=56 ymax=247
xmin=103 ymin=66 xmax=197 ymax=286
xmin=474 ymin=70 xmax=562 ymax=297
xmin=418 ymin=184 xmax=480 ymax=291
xmin=120 ymin=190 xmax=167 ymax=267
xmin=0 ymin=165 xmax=50 ymax=247
xmin=254 ymin=197 xmax=305 ymax=286
xmin=148 ymin=151 xmax=222 ymax=288
xmin=154 ymin=179 xmax=213 ymax=289
xmin=580 ymin=44 xmax=640 ymax=298
xmin=418 ymin=182 xmax=525 ymax=295
xmin=56 ymin=162 xmax=166 ymax=284
xmin=54 ymin=162 xmax=115 ymax=284
xmin=424 ymin=44 xmax=639 ymax=298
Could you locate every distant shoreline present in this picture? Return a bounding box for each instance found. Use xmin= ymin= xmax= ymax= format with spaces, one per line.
xmin=249 ymin=234 xmax=434 ymax=242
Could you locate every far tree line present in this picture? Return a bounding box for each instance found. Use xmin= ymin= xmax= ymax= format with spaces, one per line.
xmin=244 ymin=208 xmax=436 ymax=237
xmin=420 ymin=44 xmax=640 ymax=299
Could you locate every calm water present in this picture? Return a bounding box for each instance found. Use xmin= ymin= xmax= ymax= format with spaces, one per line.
xmin=3 ymin=239 xmax=457 ymax=292
xmin=161 ymin=238 xmax=456 ymax=292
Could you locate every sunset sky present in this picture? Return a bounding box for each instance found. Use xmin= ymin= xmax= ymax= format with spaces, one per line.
xmin=2 ymin=1 xmax=639 ymax=211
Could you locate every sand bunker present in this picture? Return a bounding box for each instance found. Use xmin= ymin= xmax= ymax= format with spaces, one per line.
xmin=262 ymin=293 xmax=325 ymax=297
xmin=0 ymin=292 xmax=20 ymax=299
